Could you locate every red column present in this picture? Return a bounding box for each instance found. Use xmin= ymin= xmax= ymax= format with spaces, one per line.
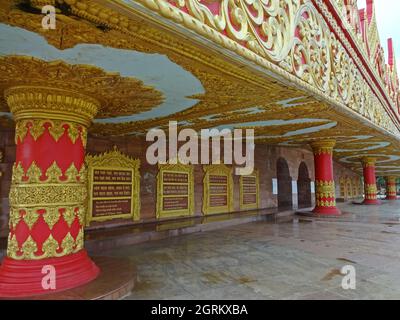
xmin=385 ymin=176 xmax=397 ymax=200
xmin=0 ymin=87 xmax=100 ymax=297
xmin=361 ymin=157 xmax=380 ymax=205
xmin=311 ymin=140 xmax=341 ymax=216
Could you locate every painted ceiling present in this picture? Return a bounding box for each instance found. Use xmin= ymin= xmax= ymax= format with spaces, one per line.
xmin=0 ymin=0 xmax=400 ymax=176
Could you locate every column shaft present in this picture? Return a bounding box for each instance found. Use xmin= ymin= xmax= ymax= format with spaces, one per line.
xmin=0 ymin=86 xmax=100 ymax=297
xmin=311 ymin=140 xmax=341 ymax=216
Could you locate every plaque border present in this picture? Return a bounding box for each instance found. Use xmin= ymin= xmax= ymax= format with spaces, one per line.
xmin=239 ymin=169 xmax=260 ymax=210
xmin=85 ymin=146 xmax=140 ymax=226
xmin=156 ymin=163 xmax=194 ymax=219
xmin=202 ymin=164 xmax=233 ymax=215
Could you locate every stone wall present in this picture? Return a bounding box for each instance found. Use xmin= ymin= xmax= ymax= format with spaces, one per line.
xmin=0 ymin=130 xmax=361 ymax=234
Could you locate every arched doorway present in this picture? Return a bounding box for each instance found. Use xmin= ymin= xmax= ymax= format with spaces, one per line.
xmin=277 ymin=158 xmax=293 ymax=211
xmin=297 ymin=162 xmax=311 ymax=209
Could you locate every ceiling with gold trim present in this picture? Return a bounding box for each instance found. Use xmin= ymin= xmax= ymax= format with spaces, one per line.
xmin=1 ymin=0 xmax=400 ymax=175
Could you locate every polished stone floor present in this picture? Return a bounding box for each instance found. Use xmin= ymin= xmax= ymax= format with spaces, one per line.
xmin=103 ymin=201 xmax=400 ymax=300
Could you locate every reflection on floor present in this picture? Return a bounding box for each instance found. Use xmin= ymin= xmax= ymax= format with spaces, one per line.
xmin=103 ymin=201 xmax=400 ymax=299
xmin=82 ymin=201 xmax=400 ymax=299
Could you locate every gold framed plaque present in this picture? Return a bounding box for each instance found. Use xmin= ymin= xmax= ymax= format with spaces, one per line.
xmin=156 ymin=163 xmax=194 ymax=219
xmin=202 ymin=164 xmax=233 ymax=215
xmin=239 ymin=170 xmax=260 ymax=210
xmin=85 ymin=146 xmax=140 ymax=226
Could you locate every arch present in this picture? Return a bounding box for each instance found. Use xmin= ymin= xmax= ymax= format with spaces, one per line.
xmin=297 ymin=162 xmax=312 ymax=209
xmin=276 ymin=157 xmax=293 ymax=211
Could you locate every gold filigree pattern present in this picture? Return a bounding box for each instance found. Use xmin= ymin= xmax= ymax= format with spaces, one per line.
xmin=7 ymin=232 xmax=83 ymax=260
xmin=43 ymin=207 xmax=60 ymax=230
xmin=9 ymin=184 xmax=86 ymax=207
xmin=311 ymin=140 xmax=336 ymax=155
xmin=12 ymin=161 xmax=84 ymax=185
xmin=21 ymin=236 xmax=38 ymax=259
xmin=85 ymin=146 xmax=141 ymax=225
xmin=315 ymin=180 xmax=336 ymax=199
xmin=41 ymin=234 xmax=59 ymax=258
xmin=14 ymin=119 xmax=87 ymax=145
xmin=202 ymin=164 xmax=234 ymax=215
xmin=0 ymin=56 xmax=164 ymax=121
xmin=23 ymin=209 xmax=40 ymax=230
xmin=63 ymin=207 xmax=76 ymax=227
xmin=9 ymin=208 xmax=21 ymax=230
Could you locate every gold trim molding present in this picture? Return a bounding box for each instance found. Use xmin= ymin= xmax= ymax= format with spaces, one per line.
xmin=85 ymin=146 xmax=141 ymax=225
xmin=202 ymin=164 xmax=234 ymax=215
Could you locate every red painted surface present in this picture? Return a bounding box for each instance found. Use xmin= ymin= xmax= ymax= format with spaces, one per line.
xmin=312 ymin=149 xmax=341 ymax=216
xmin=362 ymin=163 xmax=380 ymax=205
xmin=0 ymin=121 xmax=99 ymax=297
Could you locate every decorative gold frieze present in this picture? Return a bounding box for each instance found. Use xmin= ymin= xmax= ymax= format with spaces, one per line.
xmin=5 ymin=86 xmax=100 ymax=127
xmin=12 ymin=161 xmax=85 ymax=185
xmin=315 ymin=180 xmax=336 ymax=199
xmin=9 ymin=184 xmax=86 ymax=208
xmin=42 ymin=235 xmax=59 ymax=258
xmin=14 ymin=119 xmax=87 ymax=146
xmin=311 ymin=140 xmax=336 ymax=155
xmin=7 ymin=231 xmax=83 ymax=260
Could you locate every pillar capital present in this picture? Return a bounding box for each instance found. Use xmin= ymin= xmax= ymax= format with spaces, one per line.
xmin=5 ymin=86 xmax=100 ymax=127
xmin=310 ymin=140 xmax=336 ymax=155
xmin=361 ymin=157 xmax=377 ymax=168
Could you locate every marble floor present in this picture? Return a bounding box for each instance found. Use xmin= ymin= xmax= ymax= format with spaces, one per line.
xmin=102 ymin=201 xmax=400 ymax=300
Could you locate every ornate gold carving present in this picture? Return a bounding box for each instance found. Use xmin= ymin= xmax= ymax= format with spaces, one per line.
xmin=63 ymin=207 xmax=76 ymax=227
xmin=21 ymin=236 xmax=38 ymax=260
xmin=6 ymin=234 xmax=19 ymax=258
xmin=42 ymin=235 xmax=59 ymax=258
xmin=365 ymin=183 xmax=377 ymax=198
xmin=48 ymin=120 xmax=66 ymax=142
xmin=202 ymin=164 xmax=234 ymax=215
xmin=0 ymin=56 xmax=164 ymax=121
xmin=74 ymin=228 xmax=84 ymax=253
xmin=23 ymin=208 xmax=40 ymax=230
xmin=9 ymin=208 xmax=21 ymax=230
xmin=85 ymin=146 xmax=141 ymax=225
xmin=43 ymin=207 xmax=60 ymax=230
xmin=5 ymin=85 xmax=99 ymax=127
xmin=14 ymin=119 xmax=87 ymax=145
xmin=12 ymin=161 xmax=83 ymax=185
xmin=361 ymin=157 xmax=377 ymax=168
xmin=61 ymin=232 xmax=75 ymax=255
xmin=315 ymin=180 xmax=336 ymax=200
xmin=9 ymin=184 xmax=86 ymax=208
xmin=311 ymin=140 xmax=336 ymax=155
xmin=156 ymin=163 xmax=194 ymax=219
